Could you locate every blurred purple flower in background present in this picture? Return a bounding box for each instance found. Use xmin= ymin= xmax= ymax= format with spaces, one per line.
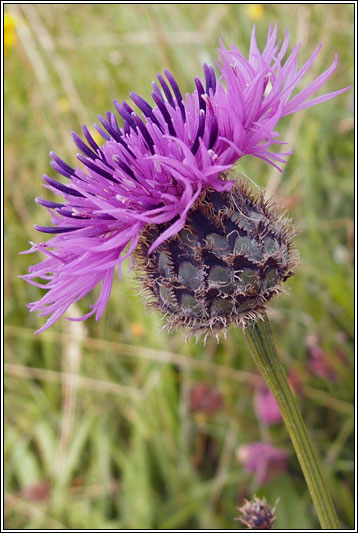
xmin=22 ymin=25 xmax=349 ymax=332
xmin=306 ymin=336 xmax=338 ymax=383
xmin=189 ymin=383 xmax=224 ymax=415
xmin=254 ymin=370 xmax=303 ymax=425
xmin=237 ymin=441 xmax=288 ymax=485
xmin=254 ymin=385 xmax=282 ymax=425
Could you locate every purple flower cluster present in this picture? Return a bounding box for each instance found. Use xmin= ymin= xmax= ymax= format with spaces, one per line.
xmin=22 ymin=25 xmax=348 ymax=332
xmin=306 ymin=336 xmax=338 ymax=382
xmin=254 ymin=371 xmax=302 ymax=425
xmin=237 ymin=441 xmax=288 ymax=485
xmin=254 ymin=385 xmax=283 ymax=425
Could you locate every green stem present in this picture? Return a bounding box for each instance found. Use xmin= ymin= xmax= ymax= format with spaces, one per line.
xmin=246 ymin=313 xmax=340 ymax=529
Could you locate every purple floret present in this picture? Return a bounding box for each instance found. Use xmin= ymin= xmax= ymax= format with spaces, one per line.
xmin=22 ymin=25 xmax=349 ymax=332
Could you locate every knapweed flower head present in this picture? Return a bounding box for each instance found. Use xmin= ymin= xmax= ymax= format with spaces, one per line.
xmin=23 ymin=25 xmax=349 ymax=334
xmin=237 ymin=441 xmax=288 ymax=485
xmin=135 ymin=175 xmax=296 ymax=336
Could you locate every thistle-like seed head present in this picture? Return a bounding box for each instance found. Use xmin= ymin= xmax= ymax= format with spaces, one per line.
xmin=134 ymin=174 xmax=297 ymax=338
xmin=236 ymin=495 xmax=279 ymax=529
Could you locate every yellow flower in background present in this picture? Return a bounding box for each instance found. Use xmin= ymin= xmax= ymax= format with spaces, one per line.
xmin=4 ymin=12 xmax=17 ymax=55
xmin=130 ymin=322 xmax=145 ymax=338
xmin=55 ymin=97 xmax=71 ymax=114
xmin=4 ymin=12 xmax=16 ymax=33
xmin=245 ymin=4 xmax=264 ymax=21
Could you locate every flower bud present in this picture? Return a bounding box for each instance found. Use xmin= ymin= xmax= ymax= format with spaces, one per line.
xmin=236 ymin=495 xmax=278 ymax=529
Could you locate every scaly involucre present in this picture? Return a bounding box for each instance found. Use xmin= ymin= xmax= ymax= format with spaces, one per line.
xmin=22 ymin=25 xmax=348 ymax=332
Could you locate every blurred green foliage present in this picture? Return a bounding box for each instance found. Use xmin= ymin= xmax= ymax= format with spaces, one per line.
xmin=4 ymin=4 xmax=353 ymax=529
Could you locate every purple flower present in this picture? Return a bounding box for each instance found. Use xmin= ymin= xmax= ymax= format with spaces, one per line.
xmin=254 ymin=385 xmax=282 ymax=425
xmin=189 ymin=383 xmax=224 ymax=414
xmin=254 ymin=371 xmax=304 ymax=425
xmin=237 ymin=441 xmax=288 ymax=485
xmin=306 ymin=336 xmax=338 ymax=383
xmin=22 ymin=25 xmax=349 ymax=333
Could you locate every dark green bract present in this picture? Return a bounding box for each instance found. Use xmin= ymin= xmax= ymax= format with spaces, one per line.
xmin=134 ymin=174 xmax=297 ymax=337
